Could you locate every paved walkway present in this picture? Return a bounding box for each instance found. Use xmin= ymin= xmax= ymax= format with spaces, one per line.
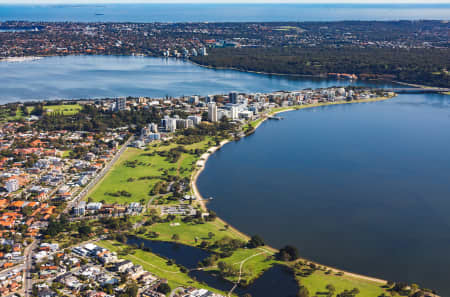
xmin=227 ymin=248 xmax=271 ymax=297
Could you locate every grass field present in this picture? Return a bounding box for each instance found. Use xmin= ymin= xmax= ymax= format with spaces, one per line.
xmin=0 ymin=107 xmax=24 ymax=122
xmin=88 ymin=137 xmax=213 ymax=204
xmin=204 ymin=247 xmax=277 ymax=285
xmin=0 ymin=104 xmax=82 ymax=122
xmin=28 ymin=104 xmax=82 ymax=115
xmin=98 ymin=240 xmax=229 ymax=296
xmin=297 ymin=269 xmax=387 ymax=297
xmin=144 ymin=218 xmax=244 ymax=246
xmin=141 ymin=218 xmax=277 ymax=284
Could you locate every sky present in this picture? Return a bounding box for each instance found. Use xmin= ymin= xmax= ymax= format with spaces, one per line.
xmin=0 ymin=0 xmax=449 ymax=3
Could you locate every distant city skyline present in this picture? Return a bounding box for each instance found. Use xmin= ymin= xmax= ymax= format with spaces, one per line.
xmin=0 ymin=0 xmax=449 ymax=4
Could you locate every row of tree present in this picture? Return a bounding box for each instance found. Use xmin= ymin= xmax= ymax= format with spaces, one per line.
xmin=192 ymin=47 xmax=450 ymax=88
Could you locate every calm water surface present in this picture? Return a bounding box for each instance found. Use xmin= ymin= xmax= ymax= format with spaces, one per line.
xmin=198 ymin=93 xmax=450 ymax=295
xmin=0 ymin=4 xmax=448 ymax=22
xmin=0 ymin=55 xmax=393 ymax=103
xmin=127 ymin=237 xmax=298 ymax=297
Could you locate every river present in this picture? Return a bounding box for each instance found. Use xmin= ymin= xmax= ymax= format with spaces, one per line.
xmin=0 ymin=55 xmax=394 ymax=103
xmin=198 ymin=93 xmax=450 ymax=295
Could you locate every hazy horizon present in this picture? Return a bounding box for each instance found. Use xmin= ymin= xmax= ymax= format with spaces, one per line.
xmin=0 ymin=0 xmax=449 ymax=4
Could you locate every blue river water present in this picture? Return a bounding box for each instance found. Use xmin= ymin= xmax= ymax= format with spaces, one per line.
xmin=0 ymin=55 xmax=395 ymax=103
xmin=198 ymin=92 xmax=450 ymax=296
xmin=0 ymin=4 xmax=449 ymax=22
xmin=0 ymin=55 xmax=449 ymax=295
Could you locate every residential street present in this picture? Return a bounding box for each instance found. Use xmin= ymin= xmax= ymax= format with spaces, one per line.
xmin=24 ymin=240 xmax=37 ymax=297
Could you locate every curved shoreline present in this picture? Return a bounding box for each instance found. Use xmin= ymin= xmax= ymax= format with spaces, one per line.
xmin=191 ymin=95 xmax=397 ymax=286
xmin=190 ymin=140 xmax=261 ymax=248
xmin=189 ymin=59 xmax=322 ymax=79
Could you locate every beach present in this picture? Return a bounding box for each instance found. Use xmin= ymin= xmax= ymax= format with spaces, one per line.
xmin=190 ymin=95 xmax=399 ymax=286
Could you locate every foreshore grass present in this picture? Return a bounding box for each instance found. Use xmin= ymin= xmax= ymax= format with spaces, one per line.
xmin=243 ymin=96 xmax=394 ymax=130
xmin=135 ymin=217 xmax=277 ymax=285
xmin=296 ymin=269 xmax=386 ymax=297
xmin=203 ymin=248 xmax=277 ymax=285
xmin=143 ymin=218 xmax=244 ymax=246
xmin=87 ymin=137 xmax=213 ymax=204
xmin=97 ymin=240 xmax=230 ymax=296
xmin=269 ymin=96 xmax=393 ymax=116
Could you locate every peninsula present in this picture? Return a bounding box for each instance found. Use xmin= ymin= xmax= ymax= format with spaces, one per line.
xmin=0 ymin=20 xmax=449 ymax=88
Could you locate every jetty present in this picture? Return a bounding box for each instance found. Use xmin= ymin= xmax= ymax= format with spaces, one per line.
xmin=268 ymin=115 xmax=284 ymax=120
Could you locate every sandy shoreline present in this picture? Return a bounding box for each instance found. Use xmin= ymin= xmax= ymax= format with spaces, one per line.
xmin=190 ymin=95 xmax=397 ymax=285
xmin=191 ymin=139 xmax=230 ymax=212
xmin=252 ymin=95 xmax=395 ymax=131
xmin=190 ymin=140 xmax=256 ymax=244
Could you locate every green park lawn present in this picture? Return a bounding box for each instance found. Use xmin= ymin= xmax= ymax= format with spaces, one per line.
xmin=204 ymin=247 xmax=277 ymax=285
xmin=141 ymin=218 xmax=277 ymax=284
xmin=28 ymin=104 xmax=83 ymax=115
xmin=97 ymin=240 xmax=229 ymax=296
xmin=1 ymin=104 xmax=82 ymax=122
xmin=297 ymin=269 xmax=387 ymax=297
xmin=143 ymin=218 xmax=244 ymax=246
xmin=0 ymin=107 xmax=23 ymax=122
xmin=87 ymin=137 xmax=213 ymax=204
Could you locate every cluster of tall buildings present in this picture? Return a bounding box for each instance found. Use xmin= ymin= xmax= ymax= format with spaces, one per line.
xmin=207 ymin=92 xmax=257 ymax=122
xmin=160 ymin=115 xmax=201 ymax=132
xmin=163 ymin=47 xmax=208 ymax=58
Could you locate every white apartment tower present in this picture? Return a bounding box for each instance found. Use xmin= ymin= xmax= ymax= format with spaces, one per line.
xmin=5 ymin=179 xmax=19 ymax=193
xmin=208 ymin=102 xmax=218 ymax=122
xmin=115 ymin=97 xmax=126 ymax=111
xmin=230 ymin=106 xmax=239 ymax=120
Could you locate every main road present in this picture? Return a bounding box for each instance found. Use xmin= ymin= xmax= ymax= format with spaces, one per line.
xmin=24 ymin=240 xmax=37 ymax=297
xmin=63 ymin=136 xmax=134 ymax=214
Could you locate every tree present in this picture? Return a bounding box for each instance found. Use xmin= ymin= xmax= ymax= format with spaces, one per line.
xmin=125 ymin=283 xmax=139 ymax=297
xmin=298 ymin=286 xmax=310 ymax=297
xmin=31 ymin=104 xmax=44 ymax=116
xmin=78 ymin=225 xmax=92 ymax=237
xmin=172 ymin=234 xmax=180 ymax=241
xmin=208 ymin=232 xmax=215 ymax=239
xmin=326 ymin=284 xmax=336 ymax=297
xmin=157 ymin=283 xmax=171 ymax=294
xmin=277 ymin=245 xmax=299 ymax=261
xmin=217 ymin=261 xmax=237 ymax=277
xmin=248 ymin=235 xmax=265 ymax=248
